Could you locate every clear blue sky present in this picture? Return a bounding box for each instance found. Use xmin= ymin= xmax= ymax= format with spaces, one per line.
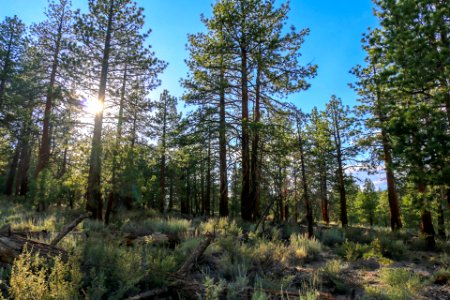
xmin=0 ymin=0 xmax=383 ymax=187
xmin=1 ymin=0 xmax=378 ymax=111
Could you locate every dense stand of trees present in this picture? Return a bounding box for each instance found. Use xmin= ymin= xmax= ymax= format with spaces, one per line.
xmin=0 ymin=0 xmax=448 ymax=247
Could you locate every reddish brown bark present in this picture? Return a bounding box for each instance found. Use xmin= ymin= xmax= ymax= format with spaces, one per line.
xmin=105 ymin=62 xmax=128 ymax=225
xmin=4 ymin=141 xmax=20 ymax=196
xmin=204 ymin=129 xmax=211 ymax=216
xmin=249 ymin=64 xmax=261 ymax=221
xmin=218 ymin=56 xmax=228 ymax=217
xmin=418 ymin=183 xmax=436 ymax=249
xmin=381 ymin=129 xmax=403 ymax=230
xmin=240 ymin=46 xmax=251 ymax=221
xmin=319 ymin=163 xmax=329 ymax=224
xmin=35 ymin=3 xmax=66 ymax=178
xmin=15 ymin=136 xmax=31 ymax=197
xmin=297 ymin=116 xmax=313 ymax=238
xmin=86 ymin=0 xmax=115 ymax=220
xmin=330 ymin=103 xmax=348 ymax=227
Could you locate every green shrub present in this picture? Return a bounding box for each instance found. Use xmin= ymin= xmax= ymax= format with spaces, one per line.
xmin=343 ymin=227 xmax=375 ymax=244
xmin=321 ymin=259 xmax=348 ymax=292
xmin=227 ymin=267 xmax=249 ymax=300
xmin=378 ymin=236 xmax=407 ymax=260
xmin=121 ymin=217 xmax=191 ymax=236
xmin=9 ymin=251 xmax=81 ymax=300
xmin=289 ymin=234 xmax=322 ymax=262
xmin=320 ymin=228 xmax=345 ymax=246
xmin=200 ymin=218 xmax=242 ymax=237
xmin=366 ymin=267 xmax=423 ymax=300
xmin=339 ymin=240 xmax=369 ymax=261
xmin=203 ymin=275 xmax=225 ymax=300
xmin=81 ymin=239 xmax=147 ymax=299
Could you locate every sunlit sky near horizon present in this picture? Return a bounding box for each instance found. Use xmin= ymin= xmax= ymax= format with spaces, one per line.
xmin=0 ymin=0 xmax=384 ymax=188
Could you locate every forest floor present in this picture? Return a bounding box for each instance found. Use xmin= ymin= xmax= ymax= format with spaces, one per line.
xmin=0 ymin=196 xmax=449 ymax=300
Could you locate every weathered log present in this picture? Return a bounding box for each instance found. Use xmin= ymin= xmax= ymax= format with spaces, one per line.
xmin=128 ymin=234 xmax=213 ymax=300
xmin=0 ymin=234 xmax=67 ymax=264
xmin=175 ymin=234 xmax=213 ymax=276
xmin=50 ymin=212 xmax=92 ymax=246
xmin=124 ymin=288 xmax=168 ymax=300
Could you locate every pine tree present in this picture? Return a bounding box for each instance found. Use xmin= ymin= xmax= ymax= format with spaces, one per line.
xmin=152 ymin=90 xmax=180 ymax=213
xmin=76 ymin=0 xmax=158 ymax=219
xmin=0 ymin=16 xmax=26 ymax=112
xmin=326 ymin=96 xmax=358 ymax=227
xmin=34 ymin=0 xmax=74 ymax=179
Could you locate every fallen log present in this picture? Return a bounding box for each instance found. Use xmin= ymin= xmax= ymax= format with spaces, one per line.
xmin=124 ymin=288 xmax=168 ymax=300
xmin=175 ymin=233 xmax=213 ymax=276
xmin=50 ymin=212 xmax=92 ymax=246
xmin=0 ymin=234 xmax=67 ymax=264
xmin=126 ymin=234 xmax=214 ymax=300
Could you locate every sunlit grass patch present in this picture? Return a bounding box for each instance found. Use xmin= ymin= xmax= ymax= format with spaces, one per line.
xmin=365 ymin=267 xmax=423 ymax=300
xmin=289 ymin=234 xmax=322 ymax=262
xmin=320 ymin=259 xmax=349 ymax=293
xmin=199 ymin=217 xmax=242 ymax=237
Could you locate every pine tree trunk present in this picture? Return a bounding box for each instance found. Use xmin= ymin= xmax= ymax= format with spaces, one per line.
xmin=381 ymin=128 xmax=402 ymax=230
xmin=168 ymin=175 xmax=174 ymax=212
xmin=240 ymin=46 xmax=251 ymax=221
xmin=373 ymin=65 xmax=402 ymax=230
xmin=320 ymin=162 xmax=329 ymax=224
xmin=15 ymin=112 xmax=33 ymax=197
xmin=297 ymin=119 xmax=313 ymax=237
xmin=105 ymin=62 xmax=128 ymax=225
xmin=35 ymin=5 xmax=65 ymax=178
xmin=437 ymin=186 xmax=446 ymax=239
xmin=4 ymin=141 xmax=20 ymax=195
xmin=0 ymin=26 xmax=14 ymax=109
xmin=204 ymin=129 xmax=211 ymax=216
xmin=16 ymin=136 xmax=31 ymax=196
xmin=336 ymin=155 xmax=348 ymax=227
xmin=218 ymin=60 xmax=228 ymax=217
xmin=447 ymin=188 xmax=450 ymax=212
xmin=249 ymin=65 xmax=261 ymax=221
xmin=86 ymin=0 xmax=115 ymax=220
xmin=418 ymin=183 xmax=436 ymax=248
xmin=331 ymin=104 xmax=348 ymax=227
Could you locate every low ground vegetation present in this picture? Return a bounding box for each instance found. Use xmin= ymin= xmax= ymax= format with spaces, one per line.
xmin=0 ymin=197 xmax=448 ymax=299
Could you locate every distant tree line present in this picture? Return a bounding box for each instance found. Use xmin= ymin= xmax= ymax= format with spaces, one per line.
xmin=0 ymin=0 xmax=448 ymax=248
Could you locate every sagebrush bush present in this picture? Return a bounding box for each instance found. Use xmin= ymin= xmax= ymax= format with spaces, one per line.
xmin=365 ymin=267 xmax=422 ymax=300
xmin=121 ymin=217 xmax=191 ymax=236
xmin=9 ymin=251 xmax=81 ymax=300
xmin=339 ymin=240 xmax=369 ymax=261
xmin=320 ymin=228 xmax=345 ymax=246
xmin=320 ymin=259 xmax=348 ymax=292
xmin=289 ymin=234 xmax=322 ymax=262
xmin=200 ymin=218 xmax=242 ymax=237
xmin=80 ymin=239 xmax=147 ymax=299
xmin=343 ymin=227 xmax=375 ymax=244
xmin=377 ymin=236 xmax=407 ymax=260
xmin=203 ymin=275 xmax=226 ymax=300
xmin=226 ymin=268 xmax=249 ymax=299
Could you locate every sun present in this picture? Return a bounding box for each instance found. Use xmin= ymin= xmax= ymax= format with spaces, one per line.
xmin=86 ymin=98 xmax=104 ymax=114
